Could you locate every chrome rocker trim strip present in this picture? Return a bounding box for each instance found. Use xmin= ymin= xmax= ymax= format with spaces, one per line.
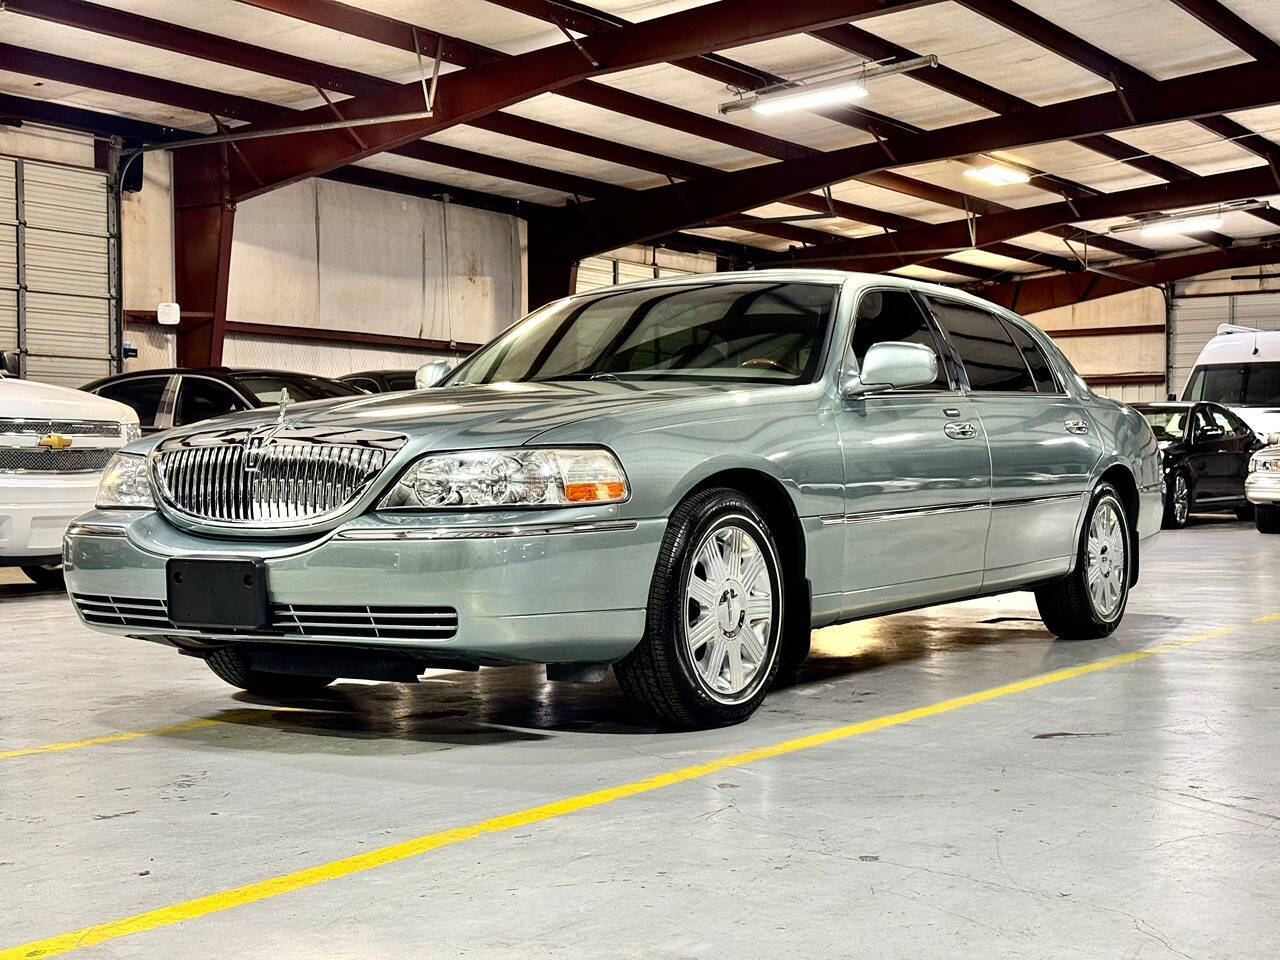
xmin=820 ymin=492 xmax=1082 ymax=525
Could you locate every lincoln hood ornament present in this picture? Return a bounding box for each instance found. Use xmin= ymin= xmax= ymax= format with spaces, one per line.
xmin=277 ymin=386 xmax=291 ymax=425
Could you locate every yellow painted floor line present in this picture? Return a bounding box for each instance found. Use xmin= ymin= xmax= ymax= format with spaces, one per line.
xmin=3 ymin=617 xmax=1267 ymax=960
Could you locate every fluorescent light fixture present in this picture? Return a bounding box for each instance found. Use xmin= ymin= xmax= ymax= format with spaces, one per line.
xmin=719 ymin=55 xmax=937 ymax=117
xmin=751 ymin=78 xmax=868 ymax=115
xmin=1110 ymin=200 xmax=1271 ymax=237
xmin=964 ymin=163 xmax=1031 ymax=186
xmin=1138 ymin=213 xmax=1223 ymax=237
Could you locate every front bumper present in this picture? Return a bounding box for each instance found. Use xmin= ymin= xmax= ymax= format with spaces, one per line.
xmin=64 ymin=508 xmax=667 ymax=666
xmin=1 ymin=472 xmax=100 ymax=563
xmin=1246 ymin=472 xmax=1280 ymax=506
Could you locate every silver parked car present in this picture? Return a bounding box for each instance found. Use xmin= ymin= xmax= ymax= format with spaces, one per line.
xmin=66 ymin=272 xmax=1162 ymax=728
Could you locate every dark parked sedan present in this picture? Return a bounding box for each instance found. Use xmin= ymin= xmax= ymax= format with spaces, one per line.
xmin=1134 ymin=401 xmax=1263 ymax=528
xmin=83 ymin=368 xmax=366 ymax=434
xmin=339 ymin=369 xmax=418 ymax=393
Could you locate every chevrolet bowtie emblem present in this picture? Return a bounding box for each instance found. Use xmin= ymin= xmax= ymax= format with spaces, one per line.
xmin=37 ymin=433 xmax=73 ymax=450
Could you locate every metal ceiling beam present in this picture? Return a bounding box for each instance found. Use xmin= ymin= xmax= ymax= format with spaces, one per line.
xmin=555 ymin=58 xmax=1280 ymax=259
xmin=978 ymin=236 xmax=1280 ymax=314
xmin=772 ymin=165 xmax=1280 ymax=272
xmin=180 ymin=0 xmax=936 ymax=203
xmin=228 ymin=0 xmax=1062 ymax=273
xmin=1166 ymin=0 xmax=1280 ymax=62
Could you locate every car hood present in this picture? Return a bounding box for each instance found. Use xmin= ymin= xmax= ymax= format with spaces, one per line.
xmin=153 ymin=380 xmax=760 ymax=451
xmin=0 ymin=376 xmax=137 ymax=424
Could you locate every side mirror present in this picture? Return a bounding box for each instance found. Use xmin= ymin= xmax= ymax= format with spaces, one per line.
xmin=841 ymin=341 xmax=938 ymax=397
xmin=1268 ymin=432 xmax=1280 ymax=447
xmin=415 ymin=359 xmax=451 ymax=389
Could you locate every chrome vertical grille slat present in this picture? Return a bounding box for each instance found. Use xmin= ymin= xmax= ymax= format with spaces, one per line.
xmin=152 ymin=426 xmax=406 ymax=530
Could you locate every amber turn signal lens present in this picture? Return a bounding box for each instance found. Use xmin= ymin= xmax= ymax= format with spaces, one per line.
xmin=564 ymin=481 xmax=627 ymax=502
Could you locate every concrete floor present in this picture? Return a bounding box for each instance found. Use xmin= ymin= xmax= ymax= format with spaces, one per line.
xmin=2 ymin=516 xmax=1278 ymax=958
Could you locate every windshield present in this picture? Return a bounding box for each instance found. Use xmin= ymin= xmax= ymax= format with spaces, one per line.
xmin=446 ymin=280 xmax=839 ymax=387
xmin=1138 ymin=408 xmax=1189 ymax=440
xmin=1183 ymin=362 xmax=1280 ymax=407
xmin=230 ymin=373 xmax=364 ymax=404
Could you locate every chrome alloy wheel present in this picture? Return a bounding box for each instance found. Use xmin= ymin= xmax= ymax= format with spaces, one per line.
xmin=1172 ymin=472 xmax=1190 ymax=525
xmin=683 ymin=520 xmax=774 ymax=702
xmin=1085 ymin=498 xmax=1127 ymax=620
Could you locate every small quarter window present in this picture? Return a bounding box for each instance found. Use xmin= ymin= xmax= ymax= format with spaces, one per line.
xmin=95 ymin=376 xmax=167 ymax=427
xmin=1004 ymin=321 xmax=1058 ymax=393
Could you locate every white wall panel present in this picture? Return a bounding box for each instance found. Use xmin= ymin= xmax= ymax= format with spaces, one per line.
xmin=222 ymin=333 xmax=455 ymax=380
xmin=230 ymin=179 xmax=526 ymax=348
xmin=227 ymin=180 xmax=320 ymax=328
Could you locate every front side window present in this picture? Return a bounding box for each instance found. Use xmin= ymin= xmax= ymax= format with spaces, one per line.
xmin=96 ymin=376 xmax=168 ymax=427
xmin=850 ymin=289 xmax=951 ymax=390
xmin=174 ymin=378 xmax=248 ymax=426
xmin=1183 ymin=363 xmax=1280 ymax=407
xmin=447 ymin=281 xmax=839 ymax=386
xmin=927 ymin=298 xmax=1035 ymax=393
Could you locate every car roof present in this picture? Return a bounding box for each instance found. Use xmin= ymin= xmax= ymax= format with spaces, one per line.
xmin=88 ymin=367 xmax=339 ymax=381
xmin=1133 ymin=401 xmax=1194 ymax=410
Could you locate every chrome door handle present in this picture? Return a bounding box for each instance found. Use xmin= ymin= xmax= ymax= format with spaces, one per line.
xmin=944 ymin=420 xmax=978 ymax=440
xmin=1065 ymin=418 xmax=1090 ymax=435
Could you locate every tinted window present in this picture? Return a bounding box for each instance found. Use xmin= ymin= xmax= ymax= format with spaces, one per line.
xmin=175 ymin=378 xmax=247 ymax=426
xmin=1208 ymin=407 xmax=1239 ymax=437
xmin=851 ymin=290 xmax=950 ymax=390
xmin=449 ymin=281 xmax=838 ymax=386
xmin=928 ymin=298 xmax=1035 ymax=392
xmin=96 ymin=376 xmax=167 ymax=427
xmin=1184 ymin=362 xmax=1280 ymax=406
xmin=230 ymin=374 xmax=364 ymax=403
xmin=1138 ymin=407 xmax=1190 ymax=441
xmin=344 ymin=377 xmax=378 ymax=393
xmin=1005 ymin=321 xmax=1057 ymax=393
xmin=385 ymin=374 xmax=418 ymax=391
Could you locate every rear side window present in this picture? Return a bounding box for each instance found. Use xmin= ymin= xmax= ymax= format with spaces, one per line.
xmin=851 ymin=289 xmax=951 ymax=390
xmin=1004 ymin=321 xmax=1058 ymax=393
xmin=927 ymin=298 xmax=1034 ymax=393
xmin=95 ymin=376 xmax=167 ymax=427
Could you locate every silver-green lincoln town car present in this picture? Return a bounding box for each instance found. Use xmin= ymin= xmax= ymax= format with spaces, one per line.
xmin=66 ymin=271 xmax=1162 ymax=727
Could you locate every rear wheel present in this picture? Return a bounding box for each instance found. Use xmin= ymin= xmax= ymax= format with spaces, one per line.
xmin=1257 ymin=505 xmax=1280 ymax=534
xmin=1036 ymin=483 xmax=1131 ymax=640
xmin=20 ymin=563 xmax=64 ymax=589
xmin=205 ymin=647 xmax=335 ymax=696
xmin=1162 ymin=468 xmax=1191 ymax=528
xmin=615 ymin=488 xmax=784 ymax=729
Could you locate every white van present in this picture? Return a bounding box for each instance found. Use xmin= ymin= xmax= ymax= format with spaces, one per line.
xmin=1181 ymin=324 xmax=1280 ymax=440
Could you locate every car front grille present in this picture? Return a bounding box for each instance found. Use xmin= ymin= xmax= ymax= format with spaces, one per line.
xmin=0 ymin=418 xmax=122 ymax=438
xmin=152 ymin=425 xmax=406 ymax=527
xmin=72 ymin=594 xmax=458 ymax=640
xmin=0 ymin=447 xmax=114 ymax=473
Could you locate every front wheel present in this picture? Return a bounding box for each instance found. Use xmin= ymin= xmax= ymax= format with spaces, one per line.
xmin=1257 ymin=505 xmax=1280 ymax=534
xmin=1036 ymin=483 xmax=1131 ymax=640
xmin=615 ymin=488 xmax=784 ymax=729
xmin=21 ymin=563 xmax=64 ymax=589
xmin=205 ymin=647 xmax=335 ymax=697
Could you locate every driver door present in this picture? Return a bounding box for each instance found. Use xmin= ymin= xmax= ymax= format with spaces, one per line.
xmin=833 ymin=287 xmax=992 ymax=617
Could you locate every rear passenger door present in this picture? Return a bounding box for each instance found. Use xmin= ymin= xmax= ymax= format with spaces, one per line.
xmin=923 ymin=297 xmax=1102 ymax=590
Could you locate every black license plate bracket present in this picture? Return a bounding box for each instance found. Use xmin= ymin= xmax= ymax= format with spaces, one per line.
xmin=166 ymin=558 xmax=268 ymax=630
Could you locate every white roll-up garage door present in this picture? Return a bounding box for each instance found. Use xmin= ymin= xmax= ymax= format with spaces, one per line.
xmin=1170 ymin=292 xmax=1280 ymax=396
xmin=0 ymin=155 xmax=117 ymax=387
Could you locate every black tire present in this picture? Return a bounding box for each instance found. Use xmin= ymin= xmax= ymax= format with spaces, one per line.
xmin=1257 ymin=505 xmax=1280 ymax=534
xmin=1235 ymin=504 xmax=1255 ymax=522
xmin=1036 ymin=483 xmax=1131 ymax=641
xmin=1162 ymin=467 xmax=1191 ymax=529
xmin=615 ymin=487 xmax=785 ymax=729
xmin=20 ymin=563 xmax=64 ymax=589
xmin=205 ymin=647 xmax=335 ymax=696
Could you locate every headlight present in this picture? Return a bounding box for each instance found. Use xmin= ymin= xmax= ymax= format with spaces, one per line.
xmin=380 ymin=448 xmax=629 ymax=509
xmin=96 ymin=452 xmax=155 ymax=509
xmin=1251 ymin=456 xmax=1280 ymax=473
xmin=122 ymin=423 xmax=142 ymax=443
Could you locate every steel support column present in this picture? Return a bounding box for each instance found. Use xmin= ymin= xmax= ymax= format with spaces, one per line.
xmin=173 ymin=148 xmax=235 ymax=367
